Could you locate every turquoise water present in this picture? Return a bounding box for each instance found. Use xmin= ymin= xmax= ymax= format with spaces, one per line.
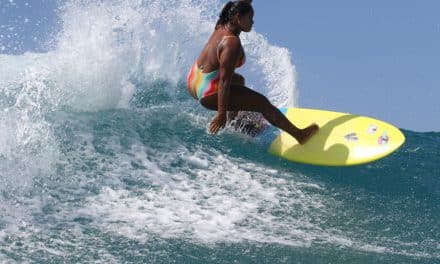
xmin=1 ymin=89 xmax=439 ymax=263
xmin=1 ymin=0 xmax=439 ymax=263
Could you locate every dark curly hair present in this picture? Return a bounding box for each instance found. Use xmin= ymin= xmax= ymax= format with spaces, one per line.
xmin=215 ymin=0 xmax=253 ymax=29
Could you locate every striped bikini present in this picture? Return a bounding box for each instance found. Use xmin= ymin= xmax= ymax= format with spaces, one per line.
xmin=187 ymin=36 xmax=245 ymax=101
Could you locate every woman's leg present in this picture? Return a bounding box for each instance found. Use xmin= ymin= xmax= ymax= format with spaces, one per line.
xmin=200 ymin=84 xmax=318 ymax=144
xmin=227 ymin=73 xmax=245 ymax=121
xmin=231 ymin=73 xmax=245 ymax=86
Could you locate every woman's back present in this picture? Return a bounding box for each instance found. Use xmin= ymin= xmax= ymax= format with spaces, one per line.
xmin=197 ymin=29 xmax=244 ymax=73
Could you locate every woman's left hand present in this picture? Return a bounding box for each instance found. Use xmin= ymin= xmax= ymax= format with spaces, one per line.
xmin=209 ymin=113 xmax=227 ymax=134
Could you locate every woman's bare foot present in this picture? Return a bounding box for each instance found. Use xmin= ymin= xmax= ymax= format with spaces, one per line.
xmin=296 ymin=123 xmax=319 ymax=145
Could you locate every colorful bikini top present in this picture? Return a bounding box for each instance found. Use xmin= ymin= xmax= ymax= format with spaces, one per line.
xmin=216 ymin=35 xmax=246 ymax=68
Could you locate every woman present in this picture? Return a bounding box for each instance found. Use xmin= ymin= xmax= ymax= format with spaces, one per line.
xmin=187 ymin=0 xmax=318 ymax=144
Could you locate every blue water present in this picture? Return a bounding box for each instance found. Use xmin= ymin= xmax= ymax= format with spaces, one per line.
xmin=1 ymin=1 xmax=439 ymax=263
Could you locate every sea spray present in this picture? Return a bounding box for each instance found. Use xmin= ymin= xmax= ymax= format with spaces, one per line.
xmin=0 ymin=0 xmax=299 ymax=192
xmin=1 ymin=1 xmax=437 ymax=263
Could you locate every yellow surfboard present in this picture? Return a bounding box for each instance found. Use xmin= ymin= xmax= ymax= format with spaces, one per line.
xmin=263 ymin=108 xmax=405 ymax=166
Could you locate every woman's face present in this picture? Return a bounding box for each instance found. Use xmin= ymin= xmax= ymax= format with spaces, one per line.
xmin=238 ymin=10 xmax=254 ymax=32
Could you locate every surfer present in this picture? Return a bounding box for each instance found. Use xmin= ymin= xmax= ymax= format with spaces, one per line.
xmin=187 ymin=0 xmax=318 ymax=144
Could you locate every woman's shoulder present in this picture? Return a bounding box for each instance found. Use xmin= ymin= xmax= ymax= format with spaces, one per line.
xmin=213 ymin=28 xmax=241 ymax=42
xmin=218 ymin=33 xmax=241 ymax=49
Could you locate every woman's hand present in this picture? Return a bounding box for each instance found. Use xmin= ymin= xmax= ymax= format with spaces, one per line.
xmin=209 ymin=113 xmax=227 ymax=134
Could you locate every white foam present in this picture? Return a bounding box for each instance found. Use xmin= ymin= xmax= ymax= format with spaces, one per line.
xmin=1 ymin=0 xmax=436 ymax=261
xmin=242 ymin=32 xmax=297 ymax=107
xmin=74 ymin=140 xmax=334 ymax=247
xmin=66 ymin=130 xmax=439 ymax=259
xmin=1 ymin=0 xmax=300 ymax=193
xmin=2 ymin=0 xmax=298 ymax=111
xmin=0 ymin=57 xmax=59 ymax=194
xmin=183 ymin=151 xmax=210 ymax=169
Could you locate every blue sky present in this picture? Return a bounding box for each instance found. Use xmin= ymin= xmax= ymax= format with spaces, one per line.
xmin=1 ymin=1 xmax=439 ymax=132
xmin=253 ymin=1 xmax=440 ymax=132
xmin=0 ymin=0 xmax=58 ymax=53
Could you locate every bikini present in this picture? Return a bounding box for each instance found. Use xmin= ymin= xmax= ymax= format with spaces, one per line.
xmin=187 ymin=35 xmax=245 ymax=101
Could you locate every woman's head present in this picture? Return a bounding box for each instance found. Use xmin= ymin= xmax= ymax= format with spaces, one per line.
xmin=215 ymin=0 xmax=254 ymax=32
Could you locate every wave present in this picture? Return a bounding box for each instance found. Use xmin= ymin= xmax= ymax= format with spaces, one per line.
xmin=1 ymin=0 xmax=439 ymax=262
xmin=0 ymin=0 xmax=298 ymax=191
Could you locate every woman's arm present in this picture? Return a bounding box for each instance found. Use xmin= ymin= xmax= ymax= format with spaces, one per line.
xmin=209 ymin=37 xmax=242 ymax=134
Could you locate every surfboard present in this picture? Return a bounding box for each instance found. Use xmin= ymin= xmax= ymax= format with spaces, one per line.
xmin=247 ymin=108 xmax=405 ymax=166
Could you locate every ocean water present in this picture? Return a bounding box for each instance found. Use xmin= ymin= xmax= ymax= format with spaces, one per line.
xmin=1 ymin=0 xmax=439 ymax=263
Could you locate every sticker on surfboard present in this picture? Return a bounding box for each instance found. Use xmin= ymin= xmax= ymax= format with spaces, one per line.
xmin=367 ymin=125 xmax=378 ymax=134
xmin=344 ymin=132 xmax=359 ymax=142
xmin=378 ymin=131 xmax=389 ymax=146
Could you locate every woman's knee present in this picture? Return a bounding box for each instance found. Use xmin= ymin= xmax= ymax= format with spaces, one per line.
xmin=232 ymin=73 xmax=245 ymax=86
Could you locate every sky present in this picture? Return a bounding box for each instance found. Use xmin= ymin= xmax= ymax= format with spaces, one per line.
xmin=252 ymin=1 xmax=440 ymax=132
xmin=0 ymin=0 xmax=58 ymax=53
xmin=1 ymin=0 xmax=439 ymax=132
